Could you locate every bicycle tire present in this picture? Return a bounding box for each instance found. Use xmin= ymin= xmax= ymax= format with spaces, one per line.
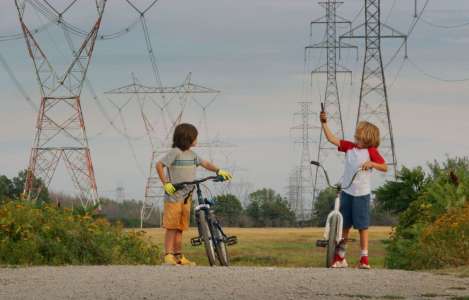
xmin=213 ymin=225 xmax=230 ymax=266
xmin=326 ymin=214 xmax=339 ymax=268
xmin=197 ymin=210 xmax=217 ymax=266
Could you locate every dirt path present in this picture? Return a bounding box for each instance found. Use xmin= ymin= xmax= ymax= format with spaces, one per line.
xmin=0 ymin=266 xmax=467 ymax=300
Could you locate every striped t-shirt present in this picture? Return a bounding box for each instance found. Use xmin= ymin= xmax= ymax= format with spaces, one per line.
xmin=160 ymin=148 xmax=204 ymax=202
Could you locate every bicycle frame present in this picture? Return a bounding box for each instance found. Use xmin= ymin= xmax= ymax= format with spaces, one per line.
xmin=174 ymin=176 xmax=237 ymax=248
xmin=311 ymin=161 xmax=362 ymax=244
xmin=323 ymin=190 xmax=344 ymax=244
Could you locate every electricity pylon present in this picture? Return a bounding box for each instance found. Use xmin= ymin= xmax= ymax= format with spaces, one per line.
xmin=306 ymin=0 xmax=357 ymax=205
xmin=105 ymin=73 xmax=220 ymax=228
xmin=15 ymin=0 xmax=107 ymax=207
xmin=291 ymin=102 xmax=317 ymax=221
xmin=287 ymin=167 xmax=300 ymax=216
xmin=340 ymin=0 xmax=407 ymax=177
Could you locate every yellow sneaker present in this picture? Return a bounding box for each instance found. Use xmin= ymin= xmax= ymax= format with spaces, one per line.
xmin=164 ymin=254 xmax=179 ymax=266
xmin=178 ymin=255 xmax=196 ymax=266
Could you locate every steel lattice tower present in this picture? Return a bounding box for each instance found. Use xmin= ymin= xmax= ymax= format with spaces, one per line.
xmin=15 ymin=1 xmax=107 ymax=206
xmin=306 ymin=0 xmax=356 ymax=204
xmin=341 ymin=0 xmax=407 ymax=177
xmin=105 ymin=73 xmax=220 ymax=228
xmin=287 ymin=167 xmax=300 ymax=217
xmin=291 ymin=102 xmax=317 ymax=221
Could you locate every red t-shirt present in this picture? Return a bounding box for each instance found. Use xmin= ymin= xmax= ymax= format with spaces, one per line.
xmin=337 ymin=140 xmax=386 ymax=196
xmin=338 ymin=140 xmax=385 ymax=164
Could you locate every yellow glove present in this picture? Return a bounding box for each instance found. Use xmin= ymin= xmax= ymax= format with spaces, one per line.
xmin=164 ymin=182 xmax=176 ymax=195
xmin=217 ymin=169 xmax=233 ymax=181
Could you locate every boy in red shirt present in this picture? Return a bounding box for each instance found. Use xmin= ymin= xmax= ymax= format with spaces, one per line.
xmin=320 ymin=110 xmax=388 ymax=269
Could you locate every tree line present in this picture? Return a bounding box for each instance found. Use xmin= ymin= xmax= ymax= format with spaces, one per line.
xmin=1 ymin=170 xmax=396 ymax=228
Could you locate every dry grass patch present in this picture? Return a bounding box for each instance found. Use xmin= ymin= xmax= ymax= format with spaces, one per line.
xmin=138 ymin=227 xmax=391 ymax=268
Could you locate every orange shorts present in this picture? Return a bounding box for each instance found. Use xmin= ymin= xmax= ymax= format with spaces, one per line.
xmin=163 ymin=199 xmax=192 ymax=231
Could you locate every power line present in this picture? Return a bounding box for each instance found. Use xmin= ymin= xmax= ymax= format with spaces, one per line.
xmin=385 ymin=0 xmax=430 ymax=69
xmin=1 ymin=1 xmax=158 ymax=42
xmin=407 ymin=57 xmax=469 ymax=82
xmin=385 ymin=0 xmax=398 ymax=24
xmin=0 ymin=52 xmax=38 ymax=111
xmin=388 ymin=57 xmax=408 ymax=89
xmin=420 ymin=17 xmax=469 ymax=29
xmin=351 ymin=3 xmax=364 ymax=24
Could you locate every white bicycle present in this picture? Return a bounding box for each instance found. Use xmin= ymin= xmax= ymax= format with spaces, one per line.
xmin=311 ymin=160 xmax=362 ymax=268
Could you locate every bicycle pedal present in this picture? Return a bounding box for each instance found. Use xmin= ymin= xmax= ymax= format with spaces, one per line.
xmin=316 ymin=240 xmax=328 ymax=247
xmin=190 ymin=237 xmax=202 ymax=247
xmin=226 ymin=236 xmax=237 ymax=246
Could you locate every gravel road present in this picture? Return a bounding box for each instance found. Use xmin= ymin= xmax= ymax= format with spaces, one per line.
xmin=0 ymin=266 xmax=467 ymax=300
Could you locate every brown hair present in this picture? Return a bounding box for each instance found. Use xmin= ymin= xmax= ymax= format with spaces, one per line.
xmin=172 ymin=123 xmax=198 ymax=151
xmin=355 ymin=121 xmax=380 ymax=148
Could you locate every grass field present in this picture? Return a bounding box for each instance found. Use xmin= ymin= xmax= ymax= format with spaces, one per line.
xmin=139 ymin=227 xmax=392 ymax=268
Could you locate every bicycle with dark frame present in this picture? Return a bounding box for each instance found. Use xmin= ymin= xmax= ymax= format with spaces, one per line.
xmin=174 ymin=175 xmax=237 ymax=266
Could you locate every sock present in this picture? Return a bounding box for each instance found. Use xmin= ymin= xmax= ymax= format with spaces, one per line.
xmin=173 ymin=253 xmax=181 ymax=258
xmin=337 ymin=241 xmax=347 ymax=259
xmin=360 ymin=249 xmax=368 ymax=257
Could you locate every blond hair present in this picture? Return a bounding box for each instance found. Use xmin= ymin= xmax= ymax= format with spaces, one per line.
xmin=355 ymin=121 xmax=380 ymax=148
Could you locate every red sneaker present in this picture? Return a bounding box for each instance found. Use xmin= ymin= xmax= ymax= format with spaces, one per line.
xmin=359 ymin=256 xmax=371 ymax=269
xmin=331 ymin=254 xmax=348 ymax=268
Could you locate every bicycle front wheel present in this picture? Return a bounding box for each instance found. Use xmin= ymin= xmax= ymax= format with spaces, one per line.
xmin=326 ymin=214 xmax=339 ymax=268
xmin=197 ymin=210 xmax=217 ymax=266
xmin=213 ymin=226 xmax=230 ymax=266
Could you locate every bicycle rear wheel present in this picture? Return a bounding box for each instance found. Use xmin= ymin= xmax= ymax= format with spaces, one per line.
xmin=197 ymin=210 xmax=217 ymax=266
xmin=326 ymin=214 xmax=339 ymax=268
xmin=213 ymin=226 xmax=230 ymax=266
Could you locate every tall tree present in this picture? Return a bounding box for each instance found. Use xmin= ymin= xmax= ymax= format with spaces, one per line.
xmin=0 ymin=175 xmax=14 ymax=203
xmin=12 ymin=170 xmax=50 ymax=204
xmin=311 ymin=187 xmax=336 ymax=226
xmin=374 ymin=166 xmax=428 ymax=214
xmin=246 ymin=188 xmax=296 ymax=227
xmin=214 ymin=194 xmax=243 ymax=226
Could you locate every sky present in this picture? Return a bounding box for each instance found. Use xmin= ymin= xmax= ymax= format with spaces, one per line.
xmin=1 ymin=0 xmax=469 ymax=203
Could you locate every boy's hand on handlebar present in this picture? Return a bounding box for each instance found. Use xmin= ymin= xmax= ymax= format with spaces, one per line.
xmin=217 ymin=169 xmax=233 ymax=181
xmin=361 ymin=161 xmax=374 ymax=171
xmin=163 ymin=182 xmax=176 ymax=195
xmin=320 ymin=111 xmax=327 ymax=124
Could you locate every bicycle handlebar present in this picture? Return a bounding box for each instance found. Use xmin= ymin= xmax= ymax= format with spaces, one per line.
xmin=173 ymin=175 xmax=225 ymax=191
xmin=310 ymin=160 xmax=362 ymax=191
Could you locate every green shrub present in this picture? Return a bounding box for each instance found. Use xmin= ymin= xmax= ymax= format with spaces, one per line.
xmin=385 ymin=157 xmax=469 ymax=270
xmin=417 ymin=204 xmax=469 ymax=269
xmin=0 ymin=201 xmax=159 ymax=265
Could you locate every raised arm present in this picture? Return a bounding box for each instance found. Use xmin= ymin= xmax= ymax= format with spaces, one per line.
xmin=320 ymin=111 xmax=340 ymax=147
